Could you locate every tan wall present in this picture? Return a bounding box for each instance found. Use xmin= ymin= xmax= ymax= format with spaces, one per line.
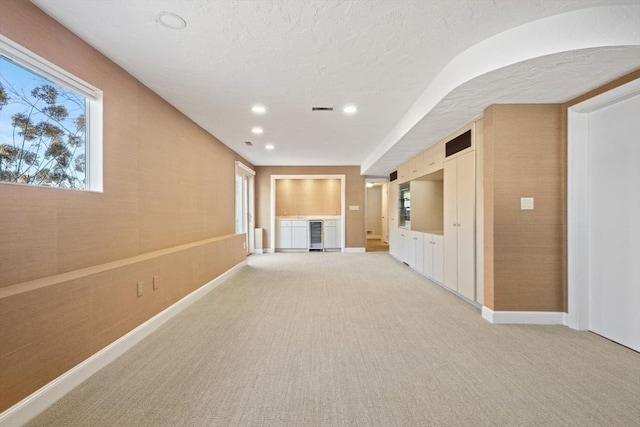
xmin=255 ymin=166 xmax=366 ymax=248
xmin=483 ymin=104 xmax=564 ymax=312
xmin=366 ymin=186 xmax=382 ymax=235
xmin=275 ymin=179 xmax=341 ymax=216
xmin=410 ymin=179 xmax=444 ymax=233
xmin=0 ymin=0 xmax=249 ymax=411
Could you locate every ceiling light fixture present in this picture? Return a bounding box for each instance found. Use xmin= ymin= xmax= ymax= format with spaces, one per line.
xmin=155 ymin=12 xmax=187 ymax=30
xmin=252 ymin=105 xmax=266 ymax=114
xmin=251 ymin=127 xmax=264 ymax=134
xmin=343 ymin=105 xmax=357 ymax=114
xmin=265 ymin=144 xmax=275 ymax=150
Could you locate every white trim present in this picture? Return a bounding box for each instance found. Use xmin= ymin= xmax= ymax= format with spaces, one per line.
xmin=0 ymin=35 xmax=100 ymax=100
xmin=235 ymin=161 xmax=256 ymax=176
xmin=0 ymin=260 xmax=247 ymax=427
xmin=254 ymin=249 xmax=264 ymax=255
xmin=482 ymin=306 xmax=567 ymax=325
xmin=0 ymin=34 xmax=104 ymax=192
xmin=344 ymin=247 xmax=366 ymax=253
xmin=269 ymin=175 xmax=346 ymax=252
xmin=567 ymin=78 xmax=640 ymax=331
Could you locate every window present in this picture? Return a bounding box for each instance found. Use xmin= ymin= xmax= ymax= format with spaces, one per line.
xmin=0 ymin=35 xmax=102 ymax=191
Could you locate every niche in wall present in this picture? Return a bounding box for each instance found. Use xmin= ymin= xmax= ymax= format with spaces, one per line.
xmin=410 ymin=170 xmax=444 ymax=233
xmin=275 ymin=179 xmax=341 ymax=216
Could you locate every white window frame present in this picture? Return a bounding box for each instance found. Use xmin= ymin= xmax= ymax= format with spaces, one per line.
xmin=0 ymin=34 xmax=103 ymax=192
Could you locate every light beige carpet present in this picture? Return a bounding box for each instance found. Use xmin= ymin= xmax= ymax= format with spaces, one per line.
xmin=27 ymin=253 xmax=640 ymax=426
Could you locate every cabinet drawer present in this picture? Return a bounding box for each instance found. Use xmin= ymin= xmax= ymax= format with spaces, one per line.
xmin=324 ymin=220 xmax=337 ymax=227
xmin=291 ymin=220 xmax=307 ymax=227
xmin=279 ymin=220 xmax=292 ymax=227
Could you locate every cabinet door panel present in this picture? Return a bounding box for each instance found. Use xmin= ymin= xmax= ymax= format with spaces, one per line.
xmin=443 ymin=160 xmax=458 ymax=291
xmin=432 ymin=234 xmax=444 ymax=284
xmin=456 ymin=151 xmax=476 ymax=300
xmin=324 ymin=226 xmax=337 ymax=248
xmin=431 ymin=141 xmax=444 ymax=171
xmin=277 ymin=226 xmax=292 ymax=249
xmin=423 ymin=234 xmax=434 ymax=278
xmin=414 ymin=232 xmax=424 ymax=274
xmin=291 ymin=226 xmax=308 ymax=249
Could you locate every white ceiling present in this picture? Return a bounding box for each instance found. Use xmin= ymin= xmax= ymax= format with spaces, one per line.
xmin=31 ymin=0 xmax=640 ymax=177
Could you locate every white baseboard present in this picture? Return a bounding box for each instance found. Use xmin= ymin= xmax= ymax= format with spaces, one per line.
xmin=482 ymin=306 xmax=567 ymax=325
xmin=344 ymin=247 xmax=366 ymax=253
xmin=0 ymin=260 xmax=248 ymax=427
xmin=254 ymin=249 xmax=263 ymax=254
xmin=265 ymin=248 xmax=275 ymax=254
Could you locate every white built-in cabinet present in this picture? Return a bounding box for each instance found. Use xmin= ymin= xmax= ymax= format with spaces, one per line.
xmin=323 ymin=219 xmax=341 ymax=249
xmin=424 ymin=234 xmax=444 ymax=283
xmin=277 ymin=220 xmax=308 ymax=249
xmin=443 ymin=150 xmax=476 ymax=301
xmin=276 ymin=219 xmax=341 ymax=250
xmin=388 ymin=120 xmax=479 ymax=306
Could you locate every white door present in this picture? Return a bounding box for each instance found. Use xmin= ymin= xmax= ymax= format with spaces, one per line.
xmin=587 ymin=93 xmax=640 ymax=351
xmin=456 ymin=151 xmax=476 ymax=301
xmin=235 ymin=162 xmax=255 ymax=254
xmin=443 ymin=159 xmax=458 ymax=291
xmin=381 ymin=183 xmax=389 ymax=243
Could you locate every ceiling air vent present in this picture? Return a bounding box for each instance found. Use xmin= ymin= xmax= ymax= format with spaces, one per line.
xmin=244 ymin=141 xmax=253 ymax=146
xmin=312 ymin=107 xmax=334 ymax=111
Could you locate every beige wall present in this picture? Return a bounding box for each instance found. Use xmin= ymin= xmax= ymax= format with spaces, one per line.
xmin=366 ymin=186 xmax=382 ymax=236
xmin=483 ymin=104 xmax=564 ymax=312
xmin=276 ymin=179 xmax=341 ymax=216
xmin=256 ymin=166 xmax=366 ymax=249
xmin=410 ymin=178 xmax=444 ymax=233
xmin=0 ymin=0 xmax=249 ymax=411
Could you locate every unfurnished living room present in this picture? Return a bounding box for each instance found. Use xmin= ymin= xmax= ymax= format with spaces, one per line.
xmin=0 ymin=1 xmax=639 ymax=426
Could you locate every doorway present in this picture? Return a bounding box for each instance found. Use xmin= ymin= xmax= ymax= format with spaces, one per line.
xmin=365 ymin=180 xmax=389 ymax=252
xmin=235 ymin=161 xmax=255 ymax=255
xmin=567 ymin=79 xmax=640 ymax=351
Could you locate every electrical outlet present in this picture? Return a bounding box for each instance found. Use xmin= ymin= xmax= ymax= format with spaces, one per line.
xmin=137 ymin=281 xmax=144 ymax=297
xmin=520 ymin=197 xmax=534 ymax=210
xmin=153 ymin=275 xmax=159 ymax=290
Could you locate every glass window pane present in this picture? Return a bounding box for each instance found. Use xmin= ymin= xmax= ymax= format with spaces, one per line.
xmin=0 ymin=56 xmax=87 ymax=189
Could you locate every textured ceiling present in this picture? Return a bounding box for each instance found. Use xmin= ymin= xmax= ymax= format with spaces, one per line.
xmin=30 ymin=0 xmax=640 ymax=176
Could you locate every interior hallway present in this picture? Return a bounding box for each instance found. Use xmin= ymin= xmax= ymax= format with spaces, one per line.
xmin=26 ymin=253 xmax=640 ymax=427
xmin=366 ymin=238 xmax=389 ymax=252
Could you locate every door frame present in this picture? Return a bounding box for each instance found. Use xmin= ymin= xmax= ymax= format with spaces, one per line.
xmin=566 ymin=78 xmax=640 ymax=330
xmin=235 ymin=161 xmax=255 ymax=254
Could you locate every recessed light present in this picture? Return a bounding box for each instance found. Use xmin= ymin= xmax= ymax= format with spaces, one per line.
xmin=343 ymin=105 xmax=357 ymax=114
xmin=265 ymin=144 xmax=275 ymax=150
xmin=251 ymin=127 xmax=263 ymax=134
xmin=252 ymin=105 xmax=266 ymax=114
xmin=155 ymin=12 xmax=187 ymax=30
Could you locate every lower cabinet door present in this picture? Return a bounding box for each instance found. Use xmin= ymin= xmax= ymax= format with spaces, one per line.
xmin=291 ymin=226 xmax=308 ymax=249
xmin=432 ymin=235 xmax=444 ymax=284
xmin=424 ymin=234 xmax=434 ymax=278
xmin=324 ymin=226 xmax=337 ymax=248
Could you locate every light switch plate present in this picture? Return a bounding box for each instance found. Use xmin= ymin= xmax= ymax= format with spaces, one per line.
xmin=349 ymin=205 xmax=360 ymax=211
xmin=520 ymin=197 xmax=534 ymax=210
